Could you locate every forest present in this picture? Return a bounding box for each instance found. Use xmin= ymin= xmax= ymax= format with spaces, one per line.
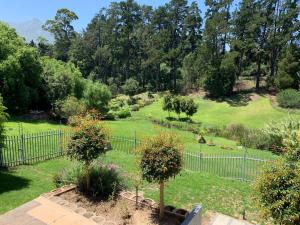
xmin=0 ymin=0 xmax=299 ymax=114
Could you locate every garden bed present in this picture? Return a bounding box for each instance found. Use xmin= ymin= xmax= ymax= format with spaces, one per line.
xmin=59 ymin=189 xmax=182 ymax=225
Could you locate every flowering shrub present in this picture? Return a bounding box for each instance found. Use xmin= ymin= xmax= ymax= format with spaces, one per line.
xmin=138 ymin=132 xmax=183 ymax=219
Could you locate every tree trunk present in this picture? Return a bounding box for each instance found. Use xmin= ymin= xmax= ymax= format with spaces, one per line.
xmin=159 ymin=181 xmax=165 ymax=220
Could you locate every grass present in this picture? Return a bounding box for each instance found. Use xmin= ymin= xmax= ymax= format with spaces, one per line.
xmin=0 ymin=152 xmax=259 ymax=222
xmin=0 ymin=158 xmax=70 ymax=214
xmin=139 ymin=95 xmax=300 ymax=128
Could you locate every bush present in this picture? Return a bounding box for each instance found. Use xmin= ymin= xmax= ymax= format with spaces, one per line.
xmin=122 ymin=78 xmax=139 ymax=96
xmin=54 ymin=162 xmax=126 ymax=198
xmin=83 ymin=80 xmax=112 ymax=114
xmin=117 ymin=109 xmax=131 ymax=119
xmin=162 ymin=94 xmax=173 ymax=117
xmin=139 ymin=132 xmax=183 ymax=219
xmin=53 ymin=96 xmax=86 ymax=120
xmin=254 ymin=159 xmax=300 ymax=225
xmin=277 ymin=89 xmax=300 ymax=109
xmin=130 ymin=104 xmax=140 ymax=111
xmin=184 ymin=98 xmax=198 ymax=118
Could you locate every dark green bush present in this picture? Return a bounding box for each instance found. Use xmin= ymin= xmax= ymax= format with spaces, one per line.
xmin=277 ymin=89 xmax=300 ymax=109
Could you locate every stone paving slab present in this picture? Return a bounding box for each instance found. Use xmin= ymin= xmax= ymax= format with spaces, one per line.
xmin=209 ymin=214 xmax=253 ymax=225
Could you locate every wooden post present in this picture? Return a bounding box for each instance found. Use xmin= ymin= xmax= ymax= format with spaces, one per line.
xmin=159 ymin=181 xmax=165 ymax=220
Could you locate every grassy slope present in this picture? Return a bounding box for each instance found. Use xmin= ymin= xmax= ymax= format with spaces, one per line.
xmin=140 ymin=96 xmax=298 ymax=128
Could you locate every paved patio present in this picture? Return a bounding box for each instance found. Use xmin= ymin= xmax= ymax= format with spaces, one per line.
xmin=0 ymin=196 xmax=109 ymax=225
xmin=0 ymin=195 xmax=253 ymax=225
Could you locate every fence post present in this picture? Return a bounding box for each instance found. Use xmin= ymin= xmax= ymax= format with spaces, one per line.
xmin=242 ymin=147 xmax=247 ymax=181
xmin=59 ymin=129 xmax=63 ymax=155
xmin=18 ymin=123 xmax=25 ymax=164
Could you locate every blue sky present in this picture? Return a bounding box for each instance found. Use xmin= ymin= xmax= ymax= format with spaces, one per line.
xmin=0 ymin=0 xmax=214 ymax=31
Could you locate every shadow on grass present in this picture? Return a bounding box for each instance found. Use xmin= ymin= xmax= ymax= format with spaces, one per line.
xmin=0 ymin=170 xmax=30 ymax=194
xmin=205 ymin=90 xmax=269 ymax=107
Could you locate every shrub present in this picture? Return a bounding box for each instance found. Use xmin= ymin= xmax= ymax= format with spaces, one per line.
xmin=83 ymin=80 xmax=112 ymax=114
xmin=53 ymin=163 xmax=126 ymax=198
xmin=263 ymin=117 xmax=300 ymax=154
xmin=122 ymin=78 xmax=139 ymax=96
xmin=117 ymin=109 xmax=131 ymax=119
xmin=277 ymin=89 xmax=300 ymax=109
xmin=53 ymin=96 xmax=86 ymax=120
xmin=139 ymin=132 xmax=183 ymax=219
xmin=67 ymin=119 xmax=111 ymax=191
xmin=254 ymin=159 xmax=300 ymax=225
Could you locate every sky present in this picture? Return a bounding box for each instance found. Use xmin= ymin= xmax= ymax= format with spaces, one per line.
xmin=0 ymin=0 xmax=212 ymax=31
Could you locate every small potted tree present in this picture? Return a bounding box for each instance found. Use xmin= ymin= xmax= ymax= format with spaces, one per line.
xmin=67 ymin=118 xmax=111 ymax=192
xmin=139 ymin=132 xmax=183 ymax=219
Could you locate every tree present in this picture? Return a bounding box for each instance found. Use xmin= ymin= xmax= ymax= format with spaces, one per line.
xmin=274 ymin=45 xmax=300 ymax=90
xmin=139 ymin=132 xmax=183 ymax=219
xmin=0 ymin=22 xmax=42 ymax=113
xmin=172 ymin=96 xmax=182 ymax=119
xmin=43 ymin=8 xmax=78 ymax=61
xmin=185 ymin=98 xmax=198 ymax=118
xmin=162 ymin=94 xmax=173 ymax=118
xmin=40 ymin=57 xmax=85 ymax=107
xmin=122 ymin=78 xmax=139 ymax=96
xmin=83 ymin=81 xmax=112 ymax=114
xmin=67 ymin=118 xmax=111 ymax=191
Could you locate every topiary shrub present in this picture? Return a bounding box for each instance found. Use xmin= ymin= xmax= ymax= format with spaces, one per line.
xmin=277 ymin=89 xmax=300 ymax=109
xmin=254 ymin=159 xmax=300 ymax=225
xmin=138 ymin=132 xmax=183 ymax=219
xmin=67 ymin=119 xmax=111 ymax=191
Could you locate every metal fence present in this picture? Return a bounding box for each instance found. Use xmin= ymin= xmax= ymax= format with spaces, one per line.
xmin=0 ymin=130 xmax=271 ymax=181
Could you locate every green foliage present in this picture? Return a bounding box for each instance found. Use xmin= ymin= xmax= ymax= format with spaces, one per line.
xmin=277 ymin=89 xmax=300 ymax=109
xmin=139 ymin=132 xmax=183 ymax=183
xmin=54 ymin=162 xmax=126 ymax=198
xmin=67 ymin=119 xmax=110 ymax=165
xmin=122 ymin=78 xmax=139 ymax=96
xmin=263 ymin=117 xmax=300 ymax=154
xmin=43 ymin=8 xmax=78 ymax=61
xmin=117 ymin=109 xmax=131 ymax=119
xmin=53 ymin=96 xmax=86 ymax=120
xmin=184 ymin=98 xmax=198 ymax=118
xmin=172 ymin=96 xmax=182 ymax=118
xmin=204 ymin=53 xmax=237 ymax=97
xmin=254 ymin=159 xmax=300 ymax=225
xmin=274 ymin=45 xmax=300 ymax=90
xmin=162 ymin=94 xmax=173 ymax=116
xmin=41 ymin=57 xmax=85 ymax=106
xmin=0 ymin=22 xmax=42 ymax=113
xmin=83 ymin=81 xmax=112 ymax=114
xmin=0 ymin=96 xmax=8 ymax=151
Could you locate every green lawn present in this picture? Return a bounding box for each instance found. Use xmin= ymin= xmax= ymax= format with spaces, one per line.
xmin=0 ymin=152 xmax=260 ymax=223
xmin=139 ymin=95 xmax=299 ymax=128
